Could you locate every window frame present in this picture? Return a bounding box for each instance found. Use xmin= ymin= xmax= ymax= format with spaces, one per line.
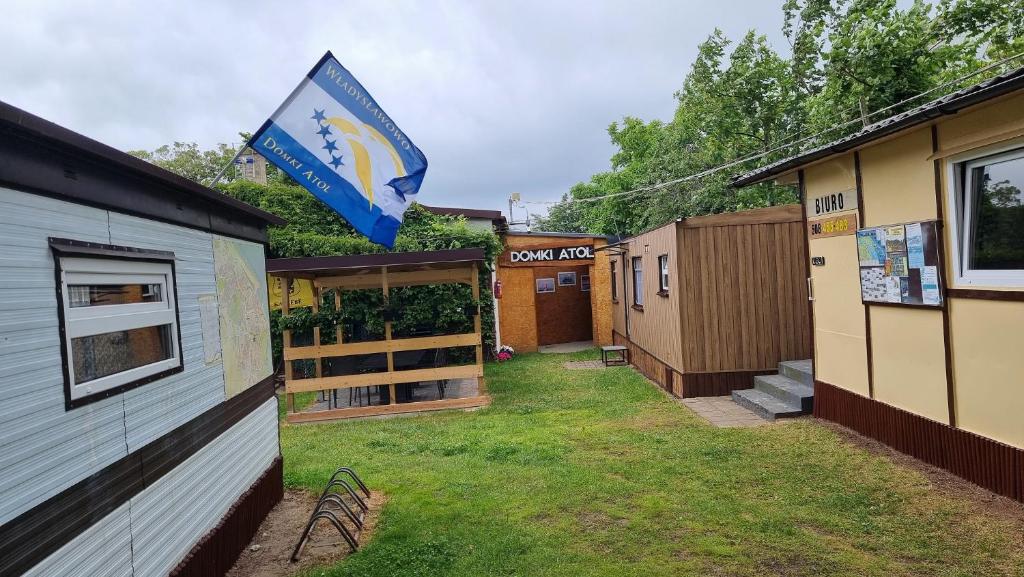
xmin=947 ymin=141 xmax=1024 ymax=288
xmin=631 ymin=256 xmax=644 ymax=308
xmin=51 ymin=238 xmax=184 ymax=409
xmin=657 ymin=254 xmax=670 ymax=294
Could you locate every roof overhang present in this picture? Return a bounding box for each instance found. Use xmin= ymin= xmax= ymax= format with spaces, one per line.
xmin=266 ymin=248 xmax=486 ymax=278
xmin=0 ymin=100 xmax=286 ymax=231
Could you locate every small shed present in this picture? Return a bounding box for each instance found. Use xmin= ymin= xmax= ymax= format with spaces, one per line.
xmin=495 ymin=231 xmax=616 ymax=352
xmin=268 ymin=249 xmax=490 ymax=423
xmin=0 ymin=100 xmax=284 ymax=576
xmin=607 ymin=205 xmax=812 ymax=397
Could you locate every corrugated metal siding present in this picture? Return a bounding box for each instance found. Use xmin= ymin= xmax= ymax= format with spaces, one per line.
xmin=130 ymin=398 xmax=278 ymax=577
xmin=108 ymin=213 xmax=228 ymax=452
xmin=0 ymin=187 xmax=130 ymax=525
xmin=21 ymin=502 xmax=134 ymax=577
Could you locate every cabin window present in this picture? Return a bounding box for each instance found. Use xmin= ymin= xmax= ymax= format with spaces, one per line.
xmin=953 ymin=146 xmax=1024 ymax=286
xmin=658 ymin=254 xmax=669 ymax=294
xmin=632 ymin=256 xmax=644 ymax=307
xmin=611 ymin=262 xmax=618 ymax=301
xmin=54 ymin=247 xmax=182 ymax=407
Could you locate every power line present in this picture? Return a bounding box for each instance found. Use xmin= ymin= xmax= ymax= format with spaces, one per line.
xmin=523 ymin=51 xmax=1024 ymax=208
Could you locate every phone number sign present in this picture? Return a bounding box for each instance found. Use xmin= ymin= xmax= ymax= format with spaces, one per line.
xmin=808 ymin=213 xmax=856 ymax=239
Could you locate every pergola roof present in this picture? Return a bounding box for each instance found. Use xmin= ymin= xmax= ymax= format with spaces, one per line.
xmin=266 ymin=248 xmax=486 ymax=279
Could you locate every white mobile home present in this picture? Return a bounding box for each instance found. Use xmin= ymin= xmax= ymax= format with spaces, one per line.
xmin=0 ymin=101 xmax=285 ymax=576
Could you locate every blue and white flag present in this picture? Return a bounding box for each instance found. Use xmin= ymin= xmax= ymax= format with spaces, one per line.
xmin=250 ymin=51 xmax=428 ymax=248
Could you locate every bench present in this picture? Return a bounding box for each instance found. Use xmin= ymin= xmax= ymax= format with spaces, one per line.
xmin=601 ymin=345 xmax=629 ymax=367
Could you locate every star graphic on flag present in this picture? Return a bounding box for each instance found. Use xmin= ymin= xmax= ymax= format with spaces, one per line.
xmin=329 ymin=155 xmax=344 ymax=170
xmin=317 ymin=124 xmax=332 ymax=138
xmin=322 ymin=139 xmax=338 ymax=153
xmin=311 ymin=108 xmax=326 ymax=123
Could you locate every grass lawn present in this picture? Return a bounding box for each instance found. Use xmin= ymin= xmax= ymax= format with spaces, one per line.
xmin=280 ymin=350 xmax=1024 ymax=577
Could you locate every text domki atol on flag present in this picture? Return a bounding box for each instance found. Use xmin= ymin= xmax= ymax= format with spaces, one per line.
xmin=250 ymin=51 xmax=428 ymax=248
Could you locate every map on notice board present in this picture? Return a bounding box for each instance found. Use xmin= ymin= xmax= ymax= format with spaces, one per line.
xmin=856 ymin=221 xmax=943 ymax=307
xmin=213 ymin=237 xmax=273 ymax=397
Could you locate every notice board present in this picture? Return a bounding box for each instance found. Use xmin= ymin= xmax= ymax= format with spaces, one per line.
xmin=856 ymin=221 xmax=943 ymax=307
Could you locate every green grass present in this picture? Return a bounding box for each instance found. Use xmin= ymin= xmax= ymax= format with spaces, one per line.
xmin=281 ymin=350 xmax=1024 ymax=577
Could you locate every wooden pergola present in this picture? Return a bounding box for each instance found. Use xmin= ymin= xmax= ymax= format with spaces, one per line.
xmin=267 ymin=249 xmax=490 ymax=423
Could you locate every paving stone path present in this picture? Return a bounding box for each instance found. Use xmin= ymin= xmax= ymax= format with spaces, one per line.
xmin=680 ymin=396 xmax=770 ymax=428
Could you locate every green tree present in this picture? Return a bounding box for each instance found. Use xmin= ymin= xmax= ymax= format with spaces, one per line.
xmin=129 ymin=141 xmax=239 ymax=184
xmin=541 ymin=0 xmax=1022 ymax=236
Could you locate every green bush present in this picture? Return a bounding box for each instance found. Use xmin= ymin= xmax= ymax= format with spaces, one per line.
xmin=219 ymin=181 xmax=502 ymax=366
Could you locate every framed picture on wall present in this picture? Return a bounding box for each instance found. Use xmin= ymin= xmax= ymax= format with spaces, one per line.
xmin=557 ymin=271 xmax=577 ymax=286
xmin=536 ymin=278 xmax=555 ymax=293
xmin=581 ymin=274 xmax=591 ymax=291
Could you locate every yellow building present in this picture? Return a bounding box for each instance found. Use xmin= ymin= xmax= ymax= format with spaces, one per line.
xmin=495 ymin=232 xmax=614 ymax=352
xmin=734 ymin=67 xmax=1024 ymax=502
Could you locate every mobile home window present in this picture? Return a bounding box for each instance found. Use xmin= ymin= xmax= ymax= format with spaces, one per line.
xmin=611 ymin=261 xmax=618 ymax=301
xmin=953 ymin=146 xmax=1024 ymax=286
xmin=658 ymin=254 xmax=669 ymax=293
xmin=54 ymin=245 xmax=182 ymax=406
xmin=632 ymin=256 xmax=644 ymax=307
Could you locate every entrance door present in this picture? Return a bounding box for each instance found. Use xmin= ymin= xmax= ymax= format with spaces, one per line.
xmin=534 ymin=265 xmax=593 ymax=345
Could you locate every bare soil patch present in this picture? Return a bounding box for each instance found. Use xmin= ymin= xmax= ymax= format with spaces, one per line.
xmin=228 ymin=489 xmax=386 ymax=577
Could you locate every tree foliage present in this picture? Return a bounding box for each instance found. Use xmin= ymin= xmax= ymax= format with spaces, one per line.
xmin=129 ymin=136 xmax=290 ymax=185
xmin=217 ymin=180 xmax=502 ymax=365
xmin=536 ymin=0 xmax=1023 ymax=236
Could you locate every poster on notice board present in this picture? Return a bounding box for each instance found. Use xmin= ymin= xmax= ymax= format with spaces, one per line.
xmin=856 ymin=220 xmax=943 ymax=307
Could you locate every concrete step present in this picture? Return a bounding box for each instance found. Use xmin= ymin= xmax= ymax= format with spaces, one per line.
xmin=778 ymin=359 xmax=813 ymax=387
xmin=754 ymin=374 xmax=814 ymax=413
xmin=731 ymin=388 xmax=805 ymax=421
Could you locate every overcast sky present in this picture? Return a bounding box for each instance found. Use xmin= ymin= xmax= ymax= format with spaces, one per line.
xmin=1 ymin=1 xmax=786 ymax=218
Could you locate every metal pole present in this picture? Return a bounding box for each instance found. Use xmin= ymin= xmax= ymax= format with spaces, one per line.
xmin=206 ymin=143 xmax=247 ymax=188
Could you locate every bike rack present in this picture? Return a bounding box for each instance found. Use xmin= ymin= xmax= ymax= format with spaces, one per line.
xmin=291 ymin=467 xmax=370 ymax=562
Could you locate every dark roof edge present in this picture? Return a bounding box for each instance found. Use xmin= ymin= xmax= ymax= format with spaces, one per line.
xmin=266 ymin=248 xmax=486 ymax=273
xmin=732 ymin=66 xmax=1024 ymax=187
xmin=503 ymin=230 xmax=617 ymax=240
xmin=0 ymin=100 xmax=285 ymax=226
xmin=418 ymin=204 xmax=504 ymax=221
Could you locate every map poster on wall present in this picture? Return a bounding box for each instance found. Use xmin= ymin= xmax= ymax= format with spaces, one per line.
xmin=213 ymin=237 xmax=273 ymax=398
xmin=856 ymin=220 xmax=943 ymax=307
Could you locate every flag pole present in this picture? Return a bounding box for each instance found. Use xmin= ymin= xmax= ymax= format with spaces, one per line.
xmin=206 ymin=143 xmax=248 ymax=188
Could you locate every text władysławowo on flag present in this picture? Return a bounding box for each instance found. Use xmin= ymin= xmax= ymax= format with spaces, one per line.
xmin=250 ymin=51 xmax=428 ymax=248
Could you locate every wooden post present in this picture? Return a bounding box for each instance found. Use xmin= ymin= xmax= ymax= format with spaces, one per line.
xmin=382 ymin=266 xmax=396 ymax=404
xmin=281 ymin=276 xmax=295 ymax=414
xmin=312 ymin=285 xmax=323 ymax=404
xmin=334 ymin=289 xmax=343 ymax=344
xmin=471 ymin=262 xmax=486 ymax=394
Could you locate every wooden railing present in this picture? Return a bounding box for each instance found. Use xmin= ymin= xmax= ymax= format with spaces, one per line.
xmin=274 ymin=262 xmax=489 ymax=423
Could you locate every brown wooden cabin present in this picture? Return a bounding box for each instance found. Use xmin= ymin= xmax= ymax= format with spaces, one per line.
xmin=607 ymin=204 xmax=812 ymax=397
xmin=267 ymin=249 xmax=490 ymax=423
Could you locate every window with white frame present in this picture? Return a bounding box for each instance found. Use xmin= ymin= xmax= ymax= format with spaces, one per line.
xmin=658 ymin=254 xmax=669 ymax=293
xmin=632 ymin=256 xmax=644 ymax=307
xmin=950 ymin=145 xmax=1024 ymax=286
xmin=56 ymin=250 xmax=181 ymax=405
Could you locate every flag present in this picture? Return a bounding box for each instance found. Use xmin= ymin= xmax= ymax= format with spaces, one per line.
xmin=249 ymin=51 xmax=428 ymax=248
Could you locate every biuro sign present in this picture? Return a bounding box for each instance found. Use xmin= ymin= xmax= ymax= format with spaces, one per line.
xmin=508 ymin=245 xmax=595 ymax=263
